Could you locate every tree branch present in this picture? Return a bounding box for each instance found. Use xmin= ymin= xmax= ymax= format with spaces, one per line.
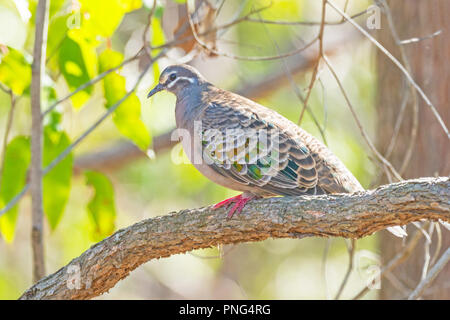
xmin=408 ymin=247 xmax=450 ymax=300
xmin=19 ymin=177 xmax=449 ymax=300
xmin=30 ymin=0 xmax=49 ymax=282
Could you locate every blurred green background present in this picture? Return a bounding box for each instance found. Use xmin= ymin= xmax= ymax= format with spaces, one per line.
xmin=0 ymin=0 xmax=383 ymax=299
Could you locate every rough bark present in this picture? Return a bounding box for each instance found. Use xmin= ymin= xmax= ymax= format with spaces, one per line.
xmin=376 ymin=0 xmax=450 ymax=299
xmin=19 ymin=177 xmax=449 ymax=300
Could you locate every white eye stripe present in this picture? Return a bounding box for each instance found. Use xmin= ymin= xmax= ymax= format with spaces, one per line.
xmin=167 ymin=76 xmax=195 ymax=88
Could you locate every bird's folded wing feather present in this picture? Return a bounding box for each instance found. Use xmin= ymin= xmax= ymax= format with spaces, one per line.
xmin=198 ymin=102 xmax=322 ymax=196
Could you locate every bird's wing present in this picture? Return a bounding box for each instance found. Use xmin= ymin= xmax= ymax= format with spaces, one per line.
xmin=198 ymin=102 xmax=322 ymax=196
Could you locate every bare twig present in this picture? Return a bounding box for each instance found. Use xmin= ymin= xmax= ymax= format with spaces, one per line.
xmin=153 ymin=3 xmax=268 ymax=51
xmin=257 ymin=9 xmax=328 ymax=144
xmin=380 ymin=0 xmax=419 ymax=175
xmin=352 ymin=230 xmax=423 ymax=300
xmin=42 ymin=53 xmax=142 ymax=117
xmin=326 ymin=0 xmax=450 ymax=140
xmin=430 ymin=222 xmax=442 ymax=267
xmin=19 ymin=177 xmax=450 ymax=300
xmin=42 ymin=57 xmax=155 ymax=176
xmin=298 ymin=0 xmax=327 ymax=125
xmin=321 ymin=239 xmax=332 ymax=299
xmin=186 ymin=1 xmax=318 ymax=61
xmin=142 ymin=0 xmax=157 ymax=56
xmin=408 ymin=248 xmax=450 ymax=300
xmin=323 ymin=54 xmax=403 ymax=181
xmin=399 ymin=30 xmax=442 ymax=45
xmin=244 ymin=9 xmax=368 ymax=26
xmin=30 ymin=0 xmax=49 ymax=282
xmin=334 ymin=239 xmax=355 ymax=300
xmin=384 ymin=79 xmax=409 ymax=159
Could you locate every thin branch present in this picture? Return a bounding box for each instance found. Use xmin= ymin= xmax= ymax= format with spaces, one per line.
xmin=42 ymin=56 xmax=156 ymax=176
xmin=384 ymin=79 xmax=409 ymax=159
xmin=19 ymin=177 xmax=450 ymax=300
xmin=430 ymin=222 xmax=442 ymax=267
xmin=380 ymin=0 xmax=419 ymax=175
xmin=142 ymin=0 xmax=157 ymax=56
xmin=0 ymin=82 xmax=11 ymax=94
xmin=42 ymin=53 xmax=142 ymax=117
xmin=298 ymin=0 xmax=327 ymax=125
xmin=408 ymin=248 xmax=450 ymax=300
xmin=326 ymin=0 xmax=450 ymax=140
xmin=398 ymin=30 xmax=442 ymax=45
xmin=339 ymin=0 xmax=350 ymax=24
xmin=153 ymin=3 xmax=269 ymax=51
xmin=321 ymin=239 xmax=332 ymax=299
xmin=421 ymin=222 xmax=434 ymax=281
xmin=323 ymin=54 xmax=403 ymax=181
xmin=30 ymin=0 xmax=49 ymax=282
xmin=186 ymin=1 xmax=318 ymax=61
xmin=334 ymin=239 xmax=355 ymax=300
xmin=257 ymin=9 xmax=328 ymax=144
xmin=244 ymin=9 xmax=368 ymax=26
xmin=352 ymin=230 xmax=423 ymax=300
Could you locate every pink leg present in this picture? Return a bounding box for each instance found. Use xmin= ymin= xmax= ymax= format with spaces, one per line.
xmin=213 ymin=194 xmax=257 ymax=218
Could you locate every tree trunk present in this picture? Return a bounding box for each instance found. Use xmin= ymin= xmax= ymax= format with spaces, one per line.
xmin=376 ymin=0 xmax=450 ymax=299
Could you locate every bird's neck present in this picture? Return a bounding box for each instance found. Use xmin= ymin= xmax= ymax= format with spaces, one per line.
xmin=175 ymin=83 xmax=212 ymax=129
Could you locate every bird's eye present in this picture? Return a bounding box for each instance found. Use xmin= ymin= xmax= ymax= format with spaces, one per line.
xmin=169 ymin=73 xmax=177 ymax=81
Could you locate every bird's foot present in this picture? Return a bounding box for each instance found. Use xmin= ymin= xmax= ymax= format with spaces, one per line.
xmin=213 ymin=194 xmax=257 ymax=219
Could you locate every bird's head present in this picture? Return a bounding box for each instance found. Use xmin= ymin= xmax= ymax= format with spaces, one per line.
xmin=147 ymin=64 xmax=205 ymax=98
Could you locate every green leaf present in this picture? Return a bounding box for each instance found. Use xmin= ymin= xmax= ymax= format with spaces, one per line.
xmin=85 ymin=171 xmax=116 ymax=241
xmin=49 ymin=0 xmax=66 ymax=17
xmin=99 ymin=49 xmax=150 ymax=150
xmin=43 ymin=126 xmax=73 ymax=230
xmin=78 ymin=0 xmax=142 ymax=38
xmin=154 ymin=5 xmax=164 ymax=19
xmin=150 ymin=17 xmax=165 ymax=54
xmin=0 ymin=47 xmax=31 ymax=95
xmin=58 ymin=36 xmax=93 ymax=108
xmin=0 ymin=136 xmax=30 ymax=242
xmin=46 ymin=14 xmax=70 ymax=70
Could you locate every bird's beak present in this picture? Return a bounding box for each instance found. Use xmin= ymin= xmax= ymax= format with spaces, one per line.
xmin=147 ymin=83 xmax=164 ymax=98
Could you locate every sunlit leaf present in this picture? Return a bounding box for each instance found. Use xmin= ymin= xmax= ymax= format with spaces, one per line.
xmin=85 ymin=171 xmax=116 ymax=241
xmin=43 ymin=126 xmax=73 ymax=230
xmin=58 ymin=36 xmax=93 ymax=108
xmin=99 ymin=49 xmax=150 ymax=150
xmin=154 ymin=5 xmax=164 ymax=19
xmin=0 ymin=47 xmax=31 ymax=95
xmin=0 ymin=136 xmax=30 ymax=242
xmin=78 ymin=0 xmax=142 ymax=38
xmin=46 ymin=14 xmax=70 ymax=70
xmin=49 ymin=0 xmax=66 ymax=17
xmin=0 ymin=3 xmax=28 ymax=50
xmin=150 ymin=17 xmax=165 ymax=54
xmin=153 ymin=62 xmax=160 ymax=85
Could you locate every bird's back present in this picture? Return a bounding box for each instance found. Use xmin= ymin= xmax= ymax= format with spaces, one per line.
xmin=185 ymin=85 xmax=364 ymax=197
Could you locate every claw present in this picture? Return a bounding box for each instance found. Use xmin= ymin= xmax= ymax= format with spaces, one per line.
xmin=213 ymin=194 xmax=242 ymax=209
xmin=213 ymin=194 xmax=255 ymax=218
